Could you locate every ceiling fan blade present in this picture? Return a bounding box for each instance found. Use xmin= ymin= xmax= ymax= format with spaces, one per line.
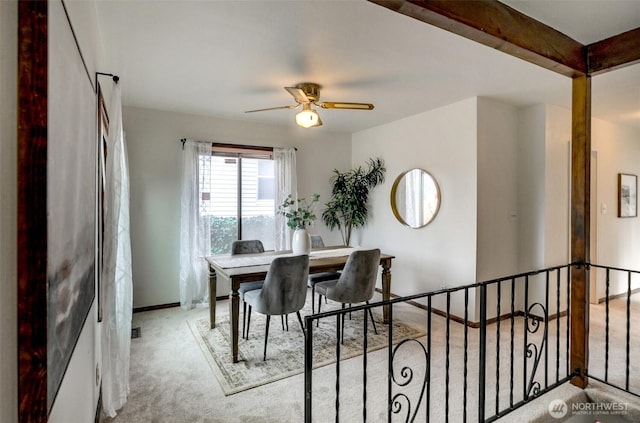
xmin=285 ymin=86 xmax=310 ymax=103
xmin=244 ymin=105 xmax=298 ymax=113
xmin=317 ymin=102 xmax=374 ymax=110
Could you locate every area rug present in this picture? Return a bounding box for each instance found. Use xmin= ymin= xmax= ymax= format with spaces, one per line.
xmin=187 ymin=303 xmax=425 ymax=395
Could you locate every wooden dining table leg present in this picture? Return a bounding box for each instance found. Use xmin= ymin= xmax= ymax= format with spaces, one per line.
xmin=381 ymin=258 xmax=392 ymax=324
xmin=209 ymin=265 xmax=217 ymax=329
xmin=229 ymin=279 xmax=240 ymax=363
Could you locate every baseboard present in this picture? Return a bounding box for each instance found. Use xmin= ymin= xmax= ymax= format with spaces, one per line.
xmin=597 ymin=286 xmax=640 ymax=304
xmin=133 ymin=302 xmax=180 ymax=313
xmin=132 ymin=297 xmax=229 ymax=313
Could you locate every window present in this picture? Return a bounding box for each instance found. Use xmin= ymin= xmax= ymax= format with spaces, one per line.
xmin=257 ymin=160 xmax=275 ymax=200
xmin=198 ymin=145 xmax=275 ymax=254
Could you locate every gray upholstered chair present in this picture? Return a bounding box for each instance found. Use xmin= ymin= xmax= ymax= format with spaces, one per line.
xmin=307 ymin=235 xmax=341 ymax=313
xmin=310 ymin=235 xmax=325 ymax=249
xmin=232 ymin=240 xmax=265 ymax=339
xmin=315 ymin=248 xmax=381 ymax=336
xmin=244 ymin=254 xmax=310 ymax=360
xmin=232 ymin=239 xmax=265 ymax=255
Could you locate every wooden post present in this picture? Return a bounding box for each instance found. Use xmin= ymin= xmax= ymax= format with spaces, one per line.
xmin=570 ymin=74 xmax=591 ymax=389
xmin=17 ymin=0 xmax=48 ymax=421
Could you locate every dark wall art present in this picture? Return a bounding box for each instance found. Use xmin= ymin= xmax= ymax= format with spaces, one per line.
xmin=47 ymin=0 xmax=97 ymax=411
xmin=18 ymin=1 xmax=98 ymax=418
xmin=618 ymin=173 xmax=638 ymax=218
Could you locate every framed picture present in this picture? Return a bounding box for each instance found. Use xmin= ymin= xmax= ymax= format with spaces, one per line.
xmin=618 ymin=173 xmax=637 ymax=218
xmin=97 ymin=85 xmax=109 ymax=323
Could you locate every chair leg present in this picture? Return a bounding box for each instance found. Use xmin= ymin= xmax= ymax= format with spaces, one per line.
xmin=246 ymin=305 xmax=252 ymax=339
xmin=366 ymin=301 xmax=378 ymax=335
xmin=316 ymin=294 xmax=322 ymax=327
xmin=242 ymin=301 xmax=247 ymax=339
xmin=296 ymin=311 xmax=305 ymax=337
xmin=263 ymin=315 xmax=271 ymax=361
xmin=311 ymin=285 xmax=315 ymax=314
xmin=341 ymin=303 xmax=346 ymax=344
xmin=281 ymin=315 xmax=285 ymax=331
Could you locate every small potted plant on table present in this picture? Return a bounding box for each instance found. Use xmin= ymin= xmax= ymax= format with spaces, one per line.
xmin=278 ymin=193 xmax=320 ymax=254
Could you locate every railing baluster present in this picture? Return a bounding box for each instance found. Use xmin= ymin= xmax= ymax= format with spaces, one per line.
xmin=463 ymin=288 xmax=469 ymax=423
xmin=305 ymin=316 xmax=313 ymax=423
xmin=387 ymin=302 xmax=392 ymax=423
xmin=427 ymin=295 xmax=432 ymax=423
xmin=478 ymin=284 xmax=487 ymax=422
xmin=445 ymin=292 xmax=451 ymax=423
xmin=556 ymin=269 xmax=561 ymax=384
xmin=544 ymin=271 xmax=550 ymax=389
xmin=362 ymin=307 xmax=368 ymax=422
xmin=626 ymin=271 xmax=631 ymax=391
xmin=523 ymin=275 xmax=529 ymax=401
xmin=566 ymin=267 xmax=570 ymax=377
xmin=335 ymin=313 xmax=341 ymax=423
xmin=510 ymin=278 xmax=515 ymax=408
xmin=495 ymin=281 xmax=501 ymax=416
xmin=605 ymin=268 xmax=610 ymax=382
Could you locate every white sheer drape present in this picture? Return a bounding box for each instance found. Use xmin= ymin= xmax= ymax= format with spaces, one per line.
xmin=179 ymin=140 xmax=212 ymax=309
xmin=101 ymin=84 xmax=133 ymax=417
xmin=274 ymin=147 xmax=297 ymax=251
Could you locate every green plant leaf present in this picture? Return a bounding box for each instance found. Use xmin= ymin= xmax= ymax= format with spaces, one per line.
xmin=322 ymin=157 xmax=386 ymax=245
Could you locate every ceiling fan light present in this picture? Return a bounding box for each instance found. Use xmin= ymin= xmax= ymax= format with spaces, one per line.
xmin=295 ymin=104 xmax=320 ymax=128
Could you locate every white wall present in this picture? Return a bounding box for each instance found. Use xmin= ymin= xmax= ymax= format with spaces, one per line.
xmin=123 ymin=106 xmax=352 ymax=307
xmin=477 ymin=98 xmax=520 ymax=321
xmin=351 ymin=97 xmax=580 ymax=322
xmin=517 ymin=105 xmax=547 ymax=272
xmin=544 ymin=105 xmax=571 ymax=267
xmin=477 ymin=98 xmax=519 ymax=281
xmin=592 ymin=117 xmax=640 ymax=298
xmin=0 ymin=1 xmax=17 ymax=422
xmin=517 ymin=104 xmax=571 ymax=315
xmin=352 ymin=98 xmax=479 ymax=318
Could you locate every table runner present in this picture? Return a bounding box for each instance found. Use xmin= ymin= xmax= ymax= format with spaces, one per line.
xmin=207 ymin=247 xmax=360 ymax=269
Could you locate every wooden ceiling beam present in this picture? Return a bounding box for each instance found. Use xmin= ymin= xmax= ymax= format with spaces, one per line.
xmin=369 ymin=0 xmax=587 ymax=77
xmin=587 ymin=28 xmax=640 ymax=75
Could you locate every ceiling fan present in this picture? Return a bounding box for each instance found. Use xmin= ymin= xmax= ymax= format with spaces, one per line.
xmin=245 ymin=82 xmax=374 ymax=128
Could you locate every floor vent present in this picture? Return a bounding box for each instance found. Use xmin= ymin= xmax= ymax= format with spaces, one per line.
xmin=131 ymin=327 xmax=141 ymax=339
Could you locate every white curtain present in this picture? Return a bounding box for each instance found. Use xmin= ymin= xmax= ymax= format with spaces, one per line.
xmin=101 ymin=83 xmax=133 ymax=417
xmin=179 ymin=140 xmax=212 ymax=309
xmin=274 ymin=147 xmax=297 ymax=251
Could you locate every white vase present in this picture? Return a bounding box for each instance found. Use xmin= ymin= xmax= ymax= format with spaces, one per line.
xmin=291 ymin=228 xmax=311 ymax=255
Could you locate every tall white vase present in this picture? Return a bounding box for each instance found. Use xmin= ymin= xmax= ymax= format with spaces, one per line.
xmin=292 ymin=228 xmax=311 ymax=255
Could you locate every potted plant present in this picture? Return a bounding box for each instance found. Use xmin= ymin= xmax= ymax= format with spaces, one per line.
xmin=278 ymin=193 xmax=320 ymax=254
xmin=322 ymin=158 xmax=385 ymax=246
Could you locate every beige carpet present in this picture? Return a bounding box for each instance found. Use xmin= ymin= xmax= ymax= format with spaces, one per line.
xmin=188 ymin=302 xmax=425 ymax=395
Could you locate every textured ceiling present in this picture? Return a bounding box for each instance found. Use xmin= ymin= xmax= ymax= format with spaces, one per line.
xmin=96 ymin=0 xmax=640 ymax=133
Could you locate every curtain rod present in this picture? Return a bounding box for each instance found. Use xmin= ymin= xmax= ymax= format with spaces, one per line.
xmin=95 ymin=72 xmax=120 ymax=94
xmin=179 ymin=138 xmax=296 ymax=152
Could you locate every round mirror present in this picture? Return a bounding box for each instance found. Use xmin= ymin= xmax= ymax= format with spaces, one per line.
xmin=390 ymin=168 xmax=441 ymax=228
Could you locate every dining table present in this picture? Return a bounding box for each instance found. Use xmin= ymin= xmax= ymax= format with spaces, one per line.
xmin=205 ymin=246 xmax=395 ymax=363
